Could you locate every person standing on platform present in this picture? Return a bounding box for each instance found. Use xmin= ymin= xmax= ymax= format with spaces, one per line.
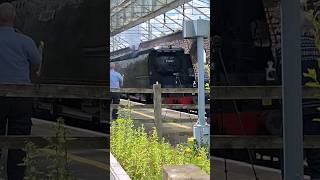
xmin=110 ymin=62 xmax=123 ymax=120
xmin=0 ymin=2 xmax=41 ymax=180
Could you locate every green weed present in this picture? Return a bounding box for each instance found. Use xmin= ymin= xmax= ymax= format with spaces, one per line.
xmin=23 ymin=117 xmax=75 ymax=180
xmin=110 ymin=117 xmax=210 ymax=180
xmin=0 ymin=162 xmax=4 ymax=180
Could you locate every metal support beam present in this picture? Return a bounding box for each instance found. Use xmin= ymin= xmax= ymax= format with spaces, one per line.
xmin=197 ymin=36 xmax=206 ymax=126
xmin=186 ymin=3 xmax=210 ymax=19
xmin=141 ymin=26 xmax=158 ymax=39
xmin=281 ymin=0 xmax=303 ymax=179
xmin=138 ymin=30 xmax=182 ymax=50
xmin=111 ymin=0 xmax=192 ymax=36
xmin=153 ymin=17 xmax=175 ymax=32
xmin=163 ymin=14 xmax=183 ymax=27
xmin=183 ymin=19 xmax=210 ymax=146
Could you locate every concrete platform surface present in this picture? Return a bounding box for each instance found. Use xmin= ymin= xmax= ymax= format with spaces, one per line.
xmin=118 ymin=99 xmax=197 ymax=145
xmin=212 ymin=157 xmax=311 ymax=180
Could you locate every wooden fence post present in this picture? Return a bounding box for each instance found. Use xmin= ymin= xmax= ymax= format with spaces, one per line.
xmin=153 ymin=84 xmax=162 ymax=139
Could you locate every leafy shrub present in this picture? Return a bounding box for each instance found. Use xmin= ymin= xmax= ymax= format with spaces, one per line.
xmin=110 ymin=118 xmax=210 ymax=180
xmin=23 ymin=118 xmax=75 ymax=180
xmin=0 ymin=163 xmax=4 ymax=180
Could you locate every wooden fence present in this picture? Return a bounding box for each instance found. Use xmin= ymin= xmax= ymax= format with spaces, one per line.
xmin=111 ymin=84 xmax=210 ymax=138
xmin=0 ymin=84 xmax=110 ymax=149
xmin=113 ymin=85 xmax=320 ymax=149
xmin=1 ymin=84 xmax=320 ymax=149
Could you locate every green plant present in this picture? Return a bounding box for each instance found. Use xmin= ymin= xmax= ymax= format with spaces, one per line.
xmin=306 ymin=10 xmax=320 ymax=52
xmin=23 ymin=117 xmax=75 ymax=180
xmin=117 ymin=102 xmax=133 ymax=120
xmin=303 ymin=10 xmax=320 ymax=88
xmin=44 ymin=118 xmax=74 ymax=180
xmin=0 ymin=163 xmax=4 ymax=180
xmin=23 ymin=142 xmax=44 ymax=180
xmin=303 ymin=9 xmax=320 ymax=123
xmin=110 ymin=117 xmax=210 ymax=180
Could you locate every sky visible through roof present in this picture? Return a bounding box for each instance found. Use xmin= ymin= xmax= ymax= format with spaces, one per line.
xmin=110 ymin=0 xmax=210 ymax=51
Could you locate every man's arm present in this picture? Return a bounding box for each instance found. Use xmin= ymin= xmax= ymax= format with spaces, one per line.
xmin=25 ymin=38 xmax=42 ymax=76
xmin=23 ymin=37 xmax=42 ymax=83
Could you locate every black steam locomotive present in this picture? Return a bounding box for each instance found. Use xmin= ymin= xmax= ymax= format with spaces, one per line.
xmin=111 ymin=47 xmax=196 ymax=104
xmin=212 ymin=0 xmax=284 ymax=167
xmin=6 ymin=0 xmax=109 ymax=125
xmin=213 ymin=0 xmax=320 ymax=171
xmin=213 ymin=0 xmax=280 ymax=135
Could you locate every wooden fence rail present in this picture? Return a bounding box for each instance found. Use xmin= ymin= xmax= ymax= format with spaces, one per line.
xmin=3 ymin=84 xmax=320 ymax=149
xmin=212 ymin=135 xmax=320 ymax=149
xmin=0 ymin=136 xmax=108 ymax=149
xmin=0 ymin=84 xmax=320 ymax=99
xmin=0 ymin=84 xmax=109 ymax=99
xmin=111 ymin=104 xmax=210 ymax=109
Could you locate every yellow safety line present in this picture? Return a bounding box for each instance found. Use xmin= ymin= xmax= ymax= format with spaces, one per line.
xmin=41 ymin=149 xmax=109 ymax=171
xmin=132 ymin=110 xmax=154 ymax=119
xmin=131 ymin=110 xmax=191 ymax=130
xmin=165 ymin=123 xmax=192 ymax=130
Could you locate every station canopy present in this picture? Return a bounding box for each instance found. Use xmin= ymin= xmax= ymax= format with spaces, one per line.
xmin=110 ymin=0 xmax=210 ymax=52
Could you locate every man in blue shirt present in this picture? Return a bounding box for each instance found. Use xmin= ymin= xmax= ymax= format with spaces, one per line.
xmin=110 ymin=62 xmax=123 ymax=119
xmin=0 ymin=3 xmax=41 ymax=180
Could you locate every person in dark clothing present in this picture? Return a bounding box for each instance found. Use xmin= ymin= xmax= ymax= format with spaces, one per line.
xmin=0 ymin=2 xmax=41 ymax=180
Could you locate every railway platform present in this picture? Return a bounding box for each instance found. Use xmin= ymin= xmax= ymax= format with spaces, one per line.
xmin=0 ymin=118 xmax=108 ymax=180
xmin=118 ymin=99 xmax=198 ymax=145
xmin=116 ymin=100 xmax=316 ymax=179
xmin=212 ymin=157 xmax=311 ymax=180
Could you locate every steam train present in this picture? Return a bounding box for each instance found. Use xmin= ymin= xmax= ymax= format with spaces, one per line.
xmin=212 ymin=0 xmax=285 ymax=167
xmin=213 ymin=0 xmax=320 ymax=170
xmin=3 ymin=0 xmax=196 ymax=126
xmin=3 ymin=0 xmax=110 ymax=126
xmin=111 ymin=47 xmax=196 ymax=105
